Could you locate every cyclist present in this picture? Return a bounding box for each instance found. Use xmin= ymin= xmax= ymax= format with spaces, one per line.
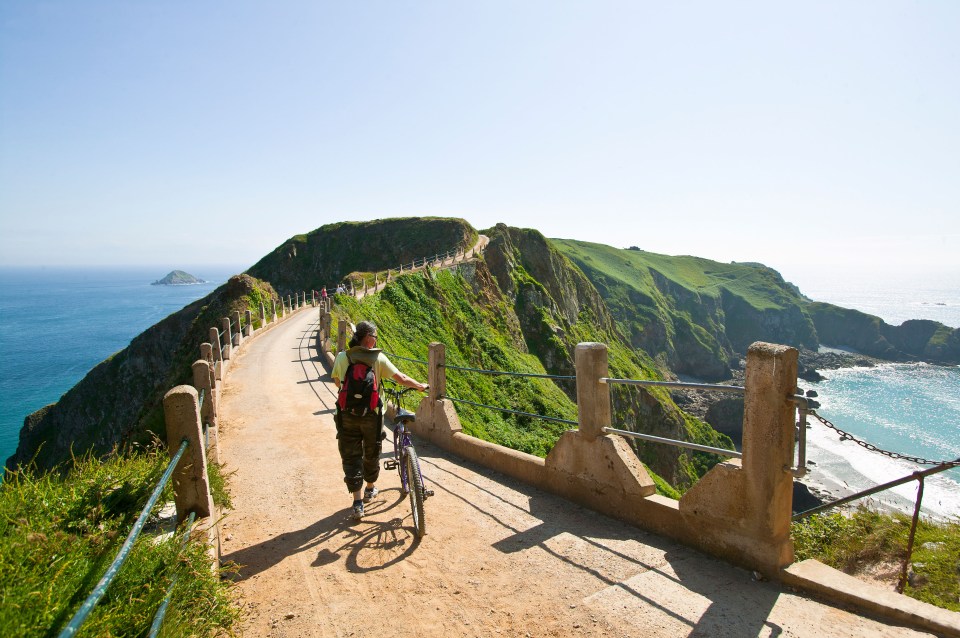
xmin=331 ymin=320 xmax=427 ymax=520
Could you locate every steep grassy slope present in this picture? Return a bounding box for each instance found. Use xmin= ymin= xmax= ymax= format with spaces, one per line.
xmin=336 ymin=231 xmax=733 ymax=491
xmin=247 ymin=217 xmax=477 ymax=295
xmin=552 ymin=239 xmax=819 ymax=380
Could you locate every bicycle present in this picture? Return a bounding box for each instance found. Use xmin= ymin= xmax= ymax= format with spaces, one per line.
xmin=382 ymin=382 xmax=433 ymax=538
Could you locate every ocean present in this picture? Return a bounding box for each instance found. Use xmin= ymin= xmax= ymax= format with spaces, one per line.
xmin=1 ymin=266 xmax=957 ymax=520
xmin=792 ymin=269 xmax=960 ymax=520
xmin=0 ymin=266 xmax=241 ymax=467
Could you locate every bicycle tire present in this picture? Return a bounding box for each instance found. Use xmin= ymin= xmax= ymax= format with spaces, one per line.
xmin=405 ymin=446 xmax=426 ymax=538
xmin=394 ymin=427 xmax=409 ymax=494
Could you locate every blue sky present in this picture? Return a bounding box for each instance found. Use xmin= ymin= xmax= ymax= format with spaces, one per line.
xmin=1 ymin=1 xmax=957 ymax=289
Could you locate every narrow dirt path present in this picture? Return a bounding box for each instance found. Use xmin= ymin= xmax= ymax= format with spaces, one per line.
xmin=218 ymin=307 xmax=933 ymax=638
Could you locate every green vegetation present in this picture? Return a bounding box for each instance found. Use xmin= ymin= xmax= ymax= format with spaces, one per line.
xmin=336 ymin=264 xmax=730 ymax=493
xmin=0 ymin=449 xmax=238 ymax=637
xmin=551 ymin=238 xmax=818 ymax=379
xmin=337 ymin=269 xmax=576 ymax=456
xmin=792 ymin=507 xmax=960 ymax=611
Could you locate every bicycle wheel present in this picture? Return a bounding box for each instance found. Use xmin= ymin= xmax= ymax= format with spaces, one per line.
xmin=394 ymin=427 xmax=409 ymax=494
xmin=405 ymin=446 xmax=426 ymax=538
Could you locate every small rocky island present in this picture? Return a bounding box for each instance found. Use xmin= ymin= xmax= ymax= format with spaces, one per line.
xmin=151 ymin=270 xmax=206 ymax=285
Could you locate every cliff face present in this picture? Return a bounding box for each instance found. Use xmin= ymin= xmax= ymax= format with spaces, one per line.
xmin=481 ymin=225 xmax=732 ymax=487
xmin=246 ymin=217 xmax=477 ymax=295
xmin=807 ymin=302 xmax=960 ymax=364
xmin=552 ymin=239 xmax=819 ymax=381
xmin=9 ymin=275 xmax=279 ymax=472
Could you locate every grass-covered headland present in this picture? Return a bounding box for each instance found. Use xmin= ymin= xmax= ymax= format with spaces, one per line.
xmin=0 ymin=449 xmax=238 ymax=637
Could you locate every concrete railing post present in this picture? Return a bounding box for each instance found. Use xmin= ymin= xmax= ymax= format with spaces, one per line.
xmin=312 ymin=290 xmax=317 ymax=307
xmin=199 ymin=343 xmax=217 ymax=394
xmin=163 ymin=385 xmax=219 ymax=568
xmin=208 ymin=329 xmax=222 ymax=364
xmin=163 ymin=387 xmax=214 ymax=520
xmin=428 ymin=342 xmax=445 ymax=403
xmin=287 ymin=295 xmax=292 ymax=313
xmin=574 ymin=343 xmax=611 ymax=442
xmin=260 ymin=303 xmax=267 ymax=328
xmin=221 ymin=318 xmax=232 ymax=360
xmin=232 ymin=311 xmax=243 ymax=347
xmin=337 ymin=319 xmax=347 ymax=353
xmin=192 ymin=360 xmax=220 ymax=464
xmin=244 ymin=310 xmax=253 ymax=337
xmin=742 ymin=342 xmax=799 ymax=567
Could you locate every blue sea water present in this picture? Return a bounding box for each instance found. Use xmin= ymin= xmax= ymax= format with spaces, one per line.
xmin=0 ymin=266 xmax=242 ymax=467
xmin=795 ymin=271 xmax=960 ymax=520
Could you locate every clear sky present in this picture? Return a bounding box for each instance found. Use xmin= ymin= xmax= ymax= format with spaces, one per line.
xmin=1 ymin=1 xmax=958 ymax=290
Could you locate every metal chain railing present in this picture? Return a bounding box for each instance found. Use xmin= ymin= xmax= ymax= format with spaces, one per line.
xmin=809 ymin=409 xmax=960 ymax=467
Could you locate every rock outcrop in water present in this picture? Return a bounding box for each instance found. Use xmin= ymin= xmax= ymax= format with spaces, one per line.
xmin=151 ymin=270 xmax=206 ymax=285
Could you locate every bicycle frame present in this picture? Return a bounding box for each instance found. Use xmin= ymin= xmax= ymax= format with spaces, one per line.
xmin=383 ymin=383 xmax=431 ymax=537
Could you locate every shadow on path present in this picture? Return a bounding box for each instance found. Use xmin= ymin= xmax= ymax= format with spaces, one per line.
xmin=222 ymin=488 xmax=421 ymax=581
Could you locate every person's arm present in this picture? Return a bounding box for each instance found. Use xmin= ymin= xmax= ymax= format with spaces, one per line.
xmin=391 ymin=371 xmax=428 ymax=392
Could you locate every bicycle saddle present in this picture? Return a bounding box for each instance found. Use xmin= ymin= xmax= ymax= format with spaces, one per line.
xmin=395 ymin=408 xmax=416 ymax=423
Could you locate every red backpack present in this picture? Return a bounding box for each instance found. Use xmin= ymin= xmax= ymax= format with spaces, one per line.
xmin=337 ymin=355 xmax=380 ymax=416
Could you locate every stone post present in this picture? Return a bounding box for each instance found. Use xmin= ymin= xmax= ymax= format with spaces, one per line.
xmin=231 ymin=311 xmax=242 ymax=347
xmin=199 ymin=343 xmax=217 ymax=394
xmin=272 ymin=299 xmax=278 ymax=321
xmin=244 ymin=310 xmax=253 ymax=337
xmin=287 ymin=295 xmax=292 ymax=314
xmin=260 ymin=303 xmax=267 ymax=328
xmin=429 ymin=342 xmax=445 ymax=402
xmin=163 ymin=385 xmax=219 ymax=568
xmin=574 ymin=343 xmax=611 ymax=442
xmin=337 ymin=319 xmax=347 ymax=353
xmin=208 ymin=329 xmax=222 ymax=365
xmin=312 ymin=290 xmax=317 ymax=307
xmin=221 ymin=318 xmax=232 ymax=360
xmin=741 ymin=342 xmax=798 ymax=569
xmin=192 ymin=359 xmax=220 ymax=464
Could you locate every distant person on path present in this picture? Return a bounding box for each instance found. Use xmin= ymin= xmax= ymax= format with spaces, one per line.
xmin=321 ymin=286 xmax=328 ymax=301
xmin=331 ymin=321 xmax=428 ymax=520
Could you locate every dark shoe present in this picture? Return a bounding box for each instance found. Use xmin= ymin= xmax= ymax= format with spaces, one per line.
xmin=363 ymin=486 xmax=379 ymax=503
xmin=352 ymin=500 xmax=364 ymax=520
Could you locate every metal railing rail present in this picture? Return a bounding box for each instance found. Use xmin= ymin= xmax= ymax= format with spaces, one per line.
xmin=57 ymin=438 xmax=190 ymax=638
xmin=600 ymin=377 xmax=746 ymax=393
xmin=147 ymin=510 xmax=197 ymax=638
xmin=443 ymin=363 xmax=575 ymax=381
xmin=381 ymin=351 xmax=428 ymax=365
xmin=441 ymin=394 xmax=578 ymax=426
xmin=602 ymin=426 xmax=742 ymax=459
xmin=601 ymin=376 xmax=811 ymax=475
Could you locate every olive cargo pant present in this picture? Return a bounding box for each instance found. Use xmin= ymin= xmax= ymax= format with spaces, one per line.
xmin=336 ymin=410 xmax=383 ymax=493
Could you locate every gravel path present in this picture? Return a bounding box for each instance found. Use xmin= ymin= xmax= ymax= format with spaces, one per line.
xmin=217 ymin=306 xmax=932 ymax=638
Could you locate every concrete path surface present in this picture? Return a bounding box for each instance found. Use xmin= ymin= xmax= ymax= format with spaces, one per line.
xmin=217 ymin=304 xmax=941 ymax=638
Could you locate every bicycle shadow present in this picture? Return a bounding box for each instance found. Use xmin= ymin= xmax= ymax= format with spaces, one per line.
xmin=221 ymin=488 xmax=421 ymax=581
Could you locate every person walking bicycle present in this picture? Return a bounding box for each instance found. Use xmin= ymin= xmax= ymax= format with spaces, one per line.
xmin=331 ymin=321 xmax=427 ymax=520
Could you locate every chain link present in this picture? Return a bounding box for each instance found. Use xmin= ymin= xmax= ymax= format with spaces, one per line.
xmin=808 ymin=409 xmax=960 ymax=468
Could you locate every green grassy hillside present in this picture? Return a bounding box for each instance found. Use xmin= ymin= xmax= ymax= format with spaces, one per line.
xmin=552 ymin=239 xmax=818 ymax=380
xmin=335 ymin=247 xmax=732 ymax=492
